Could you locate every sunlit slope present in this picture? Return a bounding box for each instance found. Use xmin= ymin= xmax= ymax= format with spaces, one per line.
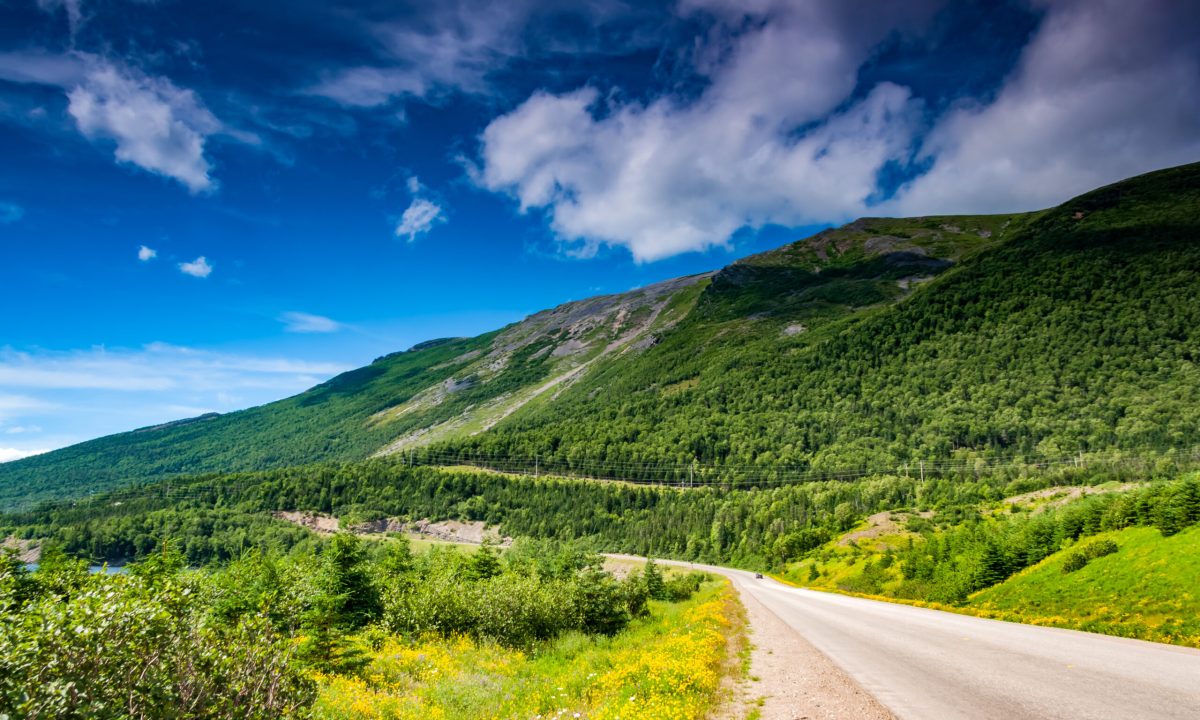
xmin=3 ymin=162 xmax=1200 ymax=509
xmin=441 ymin=163 xmax=1200 ymax=470
xmin=969 ymin=524 xmax=1200 ymax=645
xmin=0 ymin=275 xmax=712 ymax=508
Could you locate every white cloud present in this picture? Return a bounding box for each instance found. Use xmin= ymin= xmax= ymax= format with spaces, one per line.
xmin=887 ymin=0 xmax=1200 ymax=215
xmin=476 ymin=1 xmax=933 ymax=262
xmin=475 ymin=0 xmax=1200 ymax=262
xmin=0 ymin=345 xmax=352 ymax=452
xmin=0 ymin=52 xmax=252 ymax=192
xmin=67 ymin=62 xmax=223 ymax=193
xmin=308 ymin=66 xmax=428 ymax=108
xmin=0 ymin=394 xmax=53 ymax=421
xmin=137 ymin=244 xmax=157 ymax=261
xmin=395 ymin=197 xmax=446 ymax=242
xmin=0 ymin=447 xmax=49 ymax=463
xmin=0 ymin=51 xmax=85 ymax=85
xmin=280 ymin=311 xmax=342 ymax=334
xmin=0 ymin=343 xmax=348 ymax=393
xmin=178 ymin=256 xmax=212 ymax=277
xmin=306 ymin=1 xmax=533 ymax=107
xmin=0 ymin=202 xmax=22 ymax=224
xmin=306 ymin=0 xmax=653 ymax=109
xmin=36 ymin=0 xmax=84 ymax=37
xmin=5 ymin=425 xmax=42 ymax=434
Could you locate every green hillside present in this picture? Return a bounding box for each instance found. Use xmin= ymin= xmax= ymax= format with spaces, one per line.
xmin=969 ymin=525 xmax=1200 ymax=645
xmin=4 ymin=162 xmax=1200 ymax=509
xmin=446 ymin=163 xmax=1200 ymax=470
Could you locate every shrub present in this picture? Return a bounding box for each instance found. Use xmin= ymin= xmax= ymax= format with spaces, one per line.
xmin=1061 ymin=552 xmax=1088 ymax=574
xmin=664 ymin=571 xmax=706 ymax=602
xmin=1082 ymin=538 xmax=1119 ymax=560
xmin=0 ymin=561 xmax=313 ymax=719
xmin=643 ymin=558 xmax=666 ymax=600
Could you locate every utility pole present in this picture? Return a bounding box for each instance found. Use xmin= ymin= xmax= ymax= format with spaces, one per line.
xmin=920 ymin=460 xmax=925 ymax=482
xmin=535 ymin=454 xmax=539 ymax=479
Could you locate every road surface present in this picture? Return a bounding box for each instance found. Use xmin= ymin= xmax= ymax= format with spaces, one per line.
xmin=642 ymin=558 xmax=1200 ymax=719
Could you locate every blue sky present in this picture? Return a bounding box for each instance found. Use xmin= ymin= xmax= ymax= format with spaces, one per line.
xmin=1 ymin=0 xmax=1199 ymax=459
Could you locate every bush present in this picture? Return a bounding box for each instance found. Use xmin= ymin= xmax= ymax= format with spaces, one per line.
xmin=1061 ymin=552 xmax=1088 ymax=574
xmin=664 ymin=572 xmax=706 ymax=602
xmin=1082 ymin=538 xmax=1119 ymax=560
xmin=0 ymin=560 xmax=313 ymax=719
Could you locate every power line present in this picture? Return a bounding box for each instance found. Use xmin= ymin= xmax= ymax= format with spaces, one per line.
xmin=37 ymin=443 xmax=1200 ymax=511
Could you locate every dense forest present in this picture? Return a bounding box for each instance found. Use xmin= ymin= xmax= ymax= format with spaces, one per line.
xmin=6 ymin=452 xmax=1190 ymax=569
xmin=4 ymin=163 xmax=1199 ymax=510
xmin=440 ymin=165 xmax=1200 ymax=470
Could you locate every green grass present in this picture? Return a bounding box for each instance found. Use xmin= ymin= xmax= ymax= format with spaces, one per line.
xmin=311 ymin=581 xmax=742 ymax=720
xmin=969 ymin=525 xmax=1200 ymax=647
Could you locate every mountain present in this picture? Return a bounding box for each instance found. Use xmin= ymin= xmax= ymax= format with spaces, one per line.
xmin=3 ymin=162 xmax=1200 ymax=509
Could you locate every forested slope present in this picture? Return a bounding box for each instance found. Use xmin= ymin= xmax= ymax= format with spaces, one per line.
xmin=440 ymin=163 xmax=1200 ymax=469
xmin=3 ymin=162 xmax=1199 ymax=509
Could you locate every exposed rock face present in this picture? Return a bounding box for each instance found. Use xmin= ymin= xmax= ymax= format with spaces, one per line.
xmin=373 ymin=272 xmax=714 ymax=454
xmin=273 ymin=511 xmax=511 ymax=546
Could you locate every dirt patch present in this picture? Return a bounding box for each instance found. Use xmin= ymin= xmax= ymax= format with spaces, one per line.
xmin=273 ymin=511 xmax=510 ymax=546
xmin=837 ymin=511 xmax=931 ymax=549
xmin=383 ymin=518 xmax=510 ymax=546
xmin=1001 ymin=483 xmax=1141 ymax=511
xmin=274 ymin=510 xmax=341 ymax=534
xmin=3 ymin=536 xmax=40 ymax=564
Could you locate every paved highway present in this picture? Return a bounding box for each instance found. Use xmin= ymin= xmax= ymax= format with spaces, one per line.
xmin=650 ymin=559 xmax=1200 ymax=719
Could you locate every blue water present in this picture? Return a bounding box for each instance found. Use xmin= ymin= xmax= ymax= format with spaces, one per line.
xmin=23 ymin=563 xmax=125 ymax=574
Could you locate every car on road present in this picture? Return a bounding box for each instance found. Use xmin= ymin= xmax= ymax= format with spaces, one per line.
xmin=754 ymin=572 xmax=763 ymax=579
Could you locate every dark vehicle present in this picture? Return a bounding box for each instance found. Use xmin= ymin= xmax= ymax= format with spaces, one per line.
xmin=754 ymin=573 xmax=763 ymax=579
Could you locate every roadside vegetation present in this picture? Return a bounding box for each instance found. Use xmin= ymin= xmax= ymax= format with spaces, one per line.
xmin=0 ymin=534 xmax=722 ymax=719
xmin=784 ymin=475 xmax=1200 ymax=647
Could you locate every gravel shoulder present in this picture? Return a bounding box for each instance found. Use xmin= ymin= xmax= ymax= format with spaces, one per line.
xmin=606 ymin=555 xmax=894 ymax=720
xmin=725 ymin=575 xmax=895 ymax=720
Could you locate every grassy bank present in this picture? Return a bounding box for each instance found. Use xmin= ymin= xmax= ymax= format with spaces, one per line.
xmin=312 ymin=582 xmax=742 ymax=720
xmin=967 ymin=524 xmax=1200 ymax=646
xmin=778 ymin=476 xmax=1200 ymax=648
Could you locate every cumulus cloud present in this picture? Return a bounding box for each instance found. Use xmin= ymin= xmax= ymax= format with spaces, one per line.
xmin=476 ymin=0 xmax=1200 ymax=261
xmin=887 ymin=0 xmax=1200 ymax=215
xmin=0 ymin=202 xmax=23 ymax=224
xmin=137 ymin=244 xmax=157 ymax=261
xmin=0 ymin=52 xmax=251 ymax=192
xmin=67 ymin=63 xmax=224 ymax=192
xmin=178 ymin=256 xmax=212 ymax=277
xmin=476 ymin=1 xmax=935 ymax=262
xmin=395 ymin=196 xmax=446 ymax=242
xmin=280 ymin=311 xmax=342 ymax=333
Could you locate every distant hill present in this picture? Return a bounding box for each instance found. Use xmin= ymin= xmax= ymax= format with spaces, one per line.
xmin=3 ymin=162 xmax=1200 ymax=509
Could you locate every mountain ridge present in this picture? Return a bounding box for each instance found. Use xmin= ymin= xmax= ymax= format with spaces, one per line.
xmin=3 ymin=162 xmax=1199 ymax=509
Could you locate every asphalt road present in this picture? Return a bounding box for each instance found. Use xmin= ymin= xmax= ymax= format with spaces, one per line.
xmin=652 ymin=559 xmax=1200 ymax=719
